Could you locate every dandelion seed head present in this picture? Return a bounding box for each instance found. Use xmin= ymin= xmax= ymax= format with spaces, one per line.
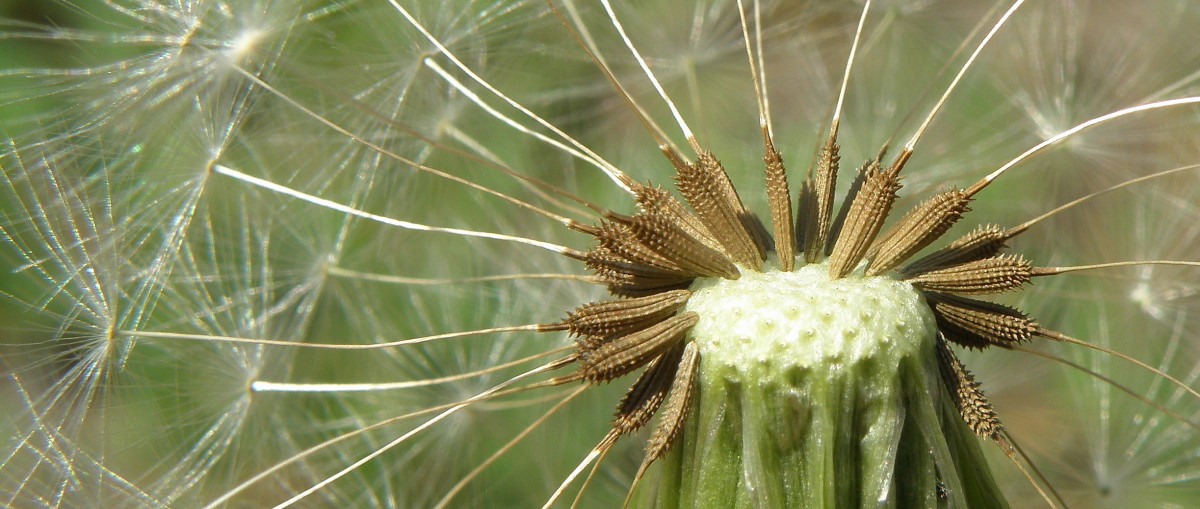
xmin=5 ymin=0 xmax=1200 ymax=507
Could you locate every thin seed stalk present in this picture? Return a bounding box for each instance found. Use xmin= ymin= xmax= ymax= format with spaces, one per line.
xmin=629 ymin=261 xmax=1006 ymax=508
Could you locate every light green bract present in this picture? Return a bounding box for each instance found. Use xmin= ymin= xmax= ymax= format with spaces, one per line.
xmin=642 ymin=261 xmax=1007 ymax=508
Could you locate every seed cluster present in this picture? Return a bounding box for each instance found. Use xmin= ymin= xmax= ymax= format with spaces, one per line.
xmin=526 ymin=111 xmax=1087 ymax=500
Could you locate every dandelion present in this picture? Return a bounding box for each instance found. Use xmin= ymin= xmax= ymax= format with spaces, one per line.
xmin=2 ymin=1 xmax=1200 ymax=508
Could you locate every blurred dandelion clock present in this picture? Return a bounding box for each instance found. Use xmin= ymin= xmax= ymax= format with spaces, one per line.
xmin=3 ymin=0 xmax=1200 ymax=507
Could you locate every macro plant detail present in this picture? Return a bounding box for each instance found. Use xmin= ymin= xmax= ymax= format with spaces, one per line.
xmin=2 ymin=0 xmax=1200 ymax=508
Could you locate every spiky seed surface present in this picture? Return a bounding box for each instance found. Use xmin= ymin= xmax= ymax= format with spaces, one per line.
xmin=630 ymin=211 xmax=741 ymax=279
xmin=583 ymin=247 xmax=694 ymax=297
xmin=608 ymin=343 xmax=685 ymax=440
xmin=805 ymin=130 xmax=841 ymax=262
xmin=576 ymin=312 xmax=698 ymax=382
xmin=825 ymin=159 xmax=872 ymax=256
xmin=597 ymin=222 xmax=691 ymax=275
xmin=925 ymin=292 xmax=1038 ymax=349
xmin=763 ymin=144 xmax=794 ymax=271
xmin=907 ymin=255 xmax=1032 ymax=295
xmin=675 ymin=151 xmax=764 ymax=268
xmin=902 ymin=224 xmax=1010 ymax=276
xmin=642 ymin=341 xmax=699 ymax=462
xmin=565 ymin=290 xmax=692 ymax=340
xmin=867 ymin=188 xmax=971 ymax=276
xmin=936 ymin=339 xmax=1005 ymax=440
xmin=634 ymin=185 xmax=723 ymax=253
xmin=828 ymin=161 xmax=903 ymax=278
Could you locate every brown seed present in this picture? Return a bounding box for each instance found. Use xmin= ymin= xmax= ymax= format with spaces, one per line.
xmin=675 ymin=151 xmax=764 ymax=268
xmin=634 ymin=185 xmax=723 ymax=253
xmin=935 ymin=339 xmax=1004 ymax=441
xmin=827 ymin=160 xmax=902 ymax=278
xmin=901 ymin=224 xmax=1010 ymax=276
xmin=907 ymin=254 xmax=1032 ymax=295
xmin=805 ymin=126 xmax=841 ymax=263
xmin=564 ymin=290 xmax=692 ymax=340
xmin=630 ymin=210 xmax=741 ymax=279
xmin=763 ymin=140 xmax=795 ymax=271
xmin=925 ymin=291 xmax=1038 ymax=349
xmin=582 ymin=247 xmax=694 ymax=297
xmin=606 ymin=343 xmax=685 ymax=441
xmin=825 ymin=158 xmax=873 ymax=256
xmin=576 ymin=312 xmax=698 ymax=383
xmin=866 ymin=188 xmax=971 ymax=276
xmin=582 ymin=246 xmax=686 ymax=278
xmin=620 ymin=342 xmax=700 ymax=508
xmin=596 ymin=222 xmax=691 ymax=275
xmin=636 ymin=342 xmax=699 ymax=474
